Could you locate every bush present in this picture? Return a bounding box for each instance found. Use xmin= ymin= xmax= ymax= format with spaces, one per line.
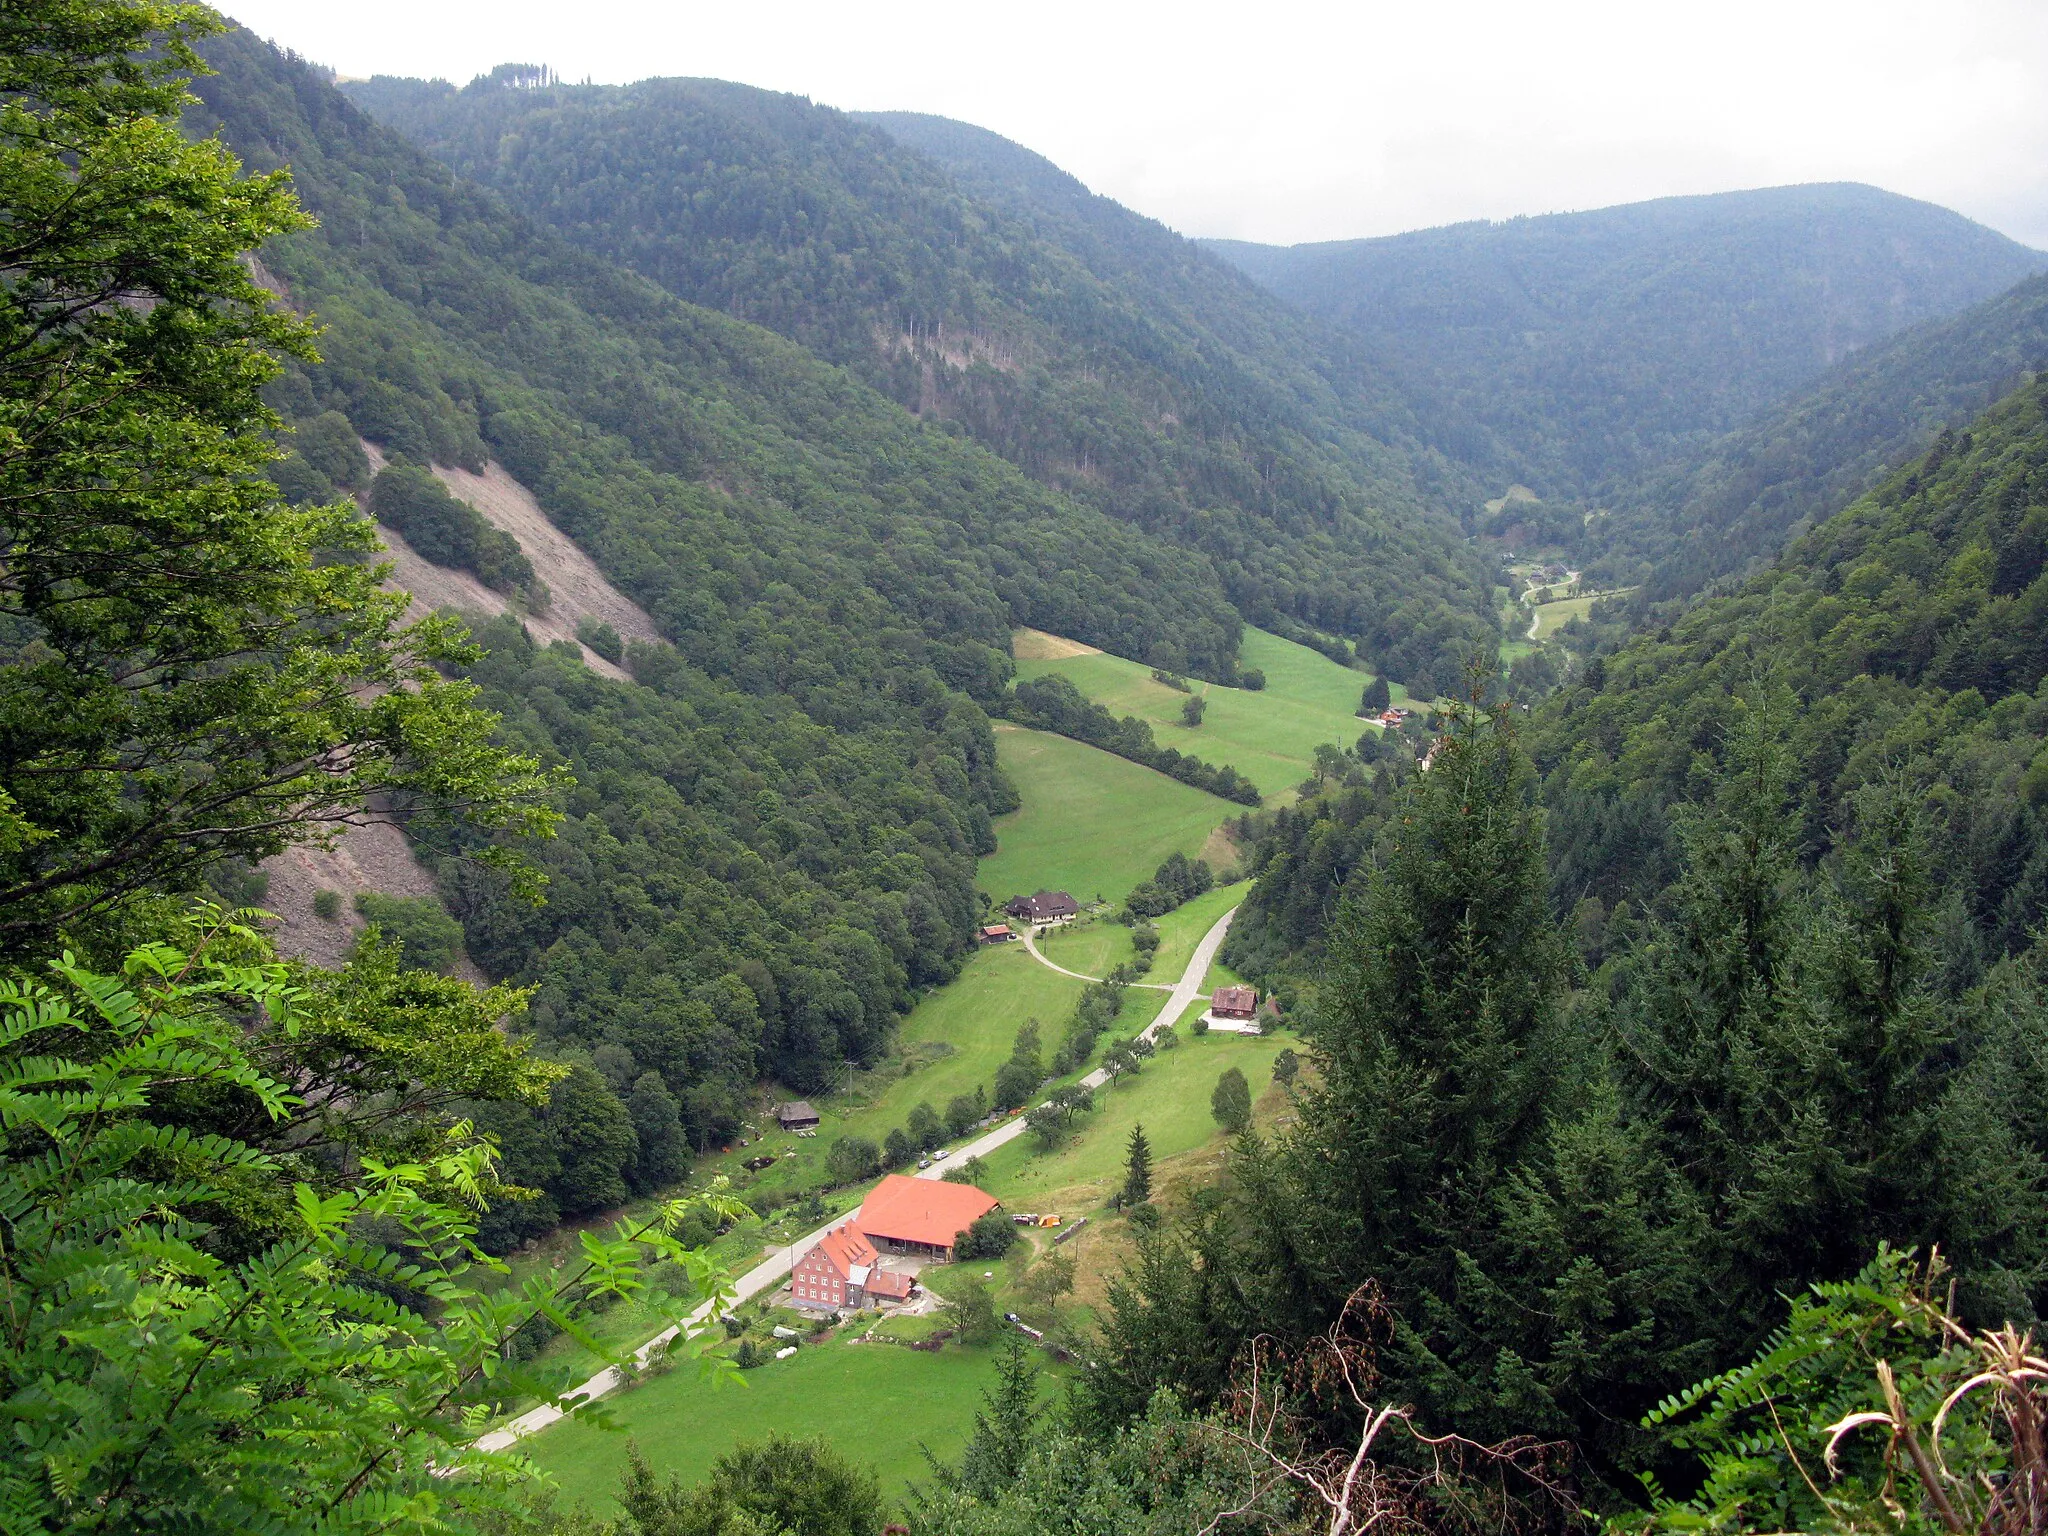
xmin=733 ymin=1338 xmax=763 ymax=1369
xmin=1180 ymin=695 xmax=1206 ymax=728
xmin=311 ymin=888 xmax=341 ymax=921
xmin=1238 ymin=668 xmax=1266 ymax=690
xmin=1191 ymin=1014 xmax=1210 ymax=1036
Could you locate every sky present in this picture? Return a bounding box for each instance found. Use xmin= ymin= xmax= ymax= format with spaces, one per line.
xmin=224 ymin=0 xmax=2048 ymax=249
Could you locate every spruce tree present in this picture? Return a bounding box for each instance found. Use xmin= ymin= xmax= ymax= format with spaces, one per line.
xmin=952 ymin=1336 xmax=1040 ymax=1499
xmin=1123 ymin=1123 xmax=1153 ymax=1206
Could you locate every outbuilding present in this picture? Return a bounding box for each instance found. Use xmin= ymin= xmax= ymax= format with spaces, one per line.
xmin=774 ymin=1101 xmax=822 ymax=1131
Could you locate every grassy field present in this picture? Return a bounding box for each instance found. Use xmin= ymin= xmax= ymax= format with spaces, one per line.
xmin=1148 ymin=883 xmax=1246 ymax=980
xmin=979 ymin=724 xmax=1239 ymax=905
xmin=522 ymin=1335 xmax=1005 ymax=1513
xmin=1031 ymin=912 xmax=1139 ymax=978
xmin=971 ymin=1027 xmax=1290 ymax=1208
xmin=1011 ymin=627 xmax=1401 ymax=806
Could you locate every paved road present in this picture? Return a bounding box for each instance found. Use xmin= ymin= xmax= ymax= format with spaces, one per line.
xmin=474 ymin=903 xmax=1236 ymax=1453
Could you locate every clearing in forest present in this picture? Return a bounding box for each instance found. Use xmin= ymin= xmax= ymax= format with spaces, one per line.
xmin=1011 ymin=627 xmax=1398 ymax=803
xmin=978 ymin=725 xmax=1241 ymax=905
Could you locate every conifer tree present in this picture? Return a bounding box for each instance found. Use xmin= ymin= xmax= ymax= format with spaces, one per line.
xmin=951 ymin=1336 xmax=1041 ymax=1499
xmin=1123 ymin=1123 xmax=1153 ymax=1206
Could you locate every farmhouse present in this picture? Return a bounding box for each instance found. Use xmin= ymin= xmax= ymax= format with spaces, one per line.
xmin=1211 ymin=984 xmax=1258 ymax=1020
xmin=1003 ymin=890 xmax=1079 ymax=925
xmin=790 ymin=1222 xmax=880 ymax=1310
xmin=774 ymin=1101 xmax=821 ymax=1131
xmin=856 ymin=1172 xmax=1000 ymax=1261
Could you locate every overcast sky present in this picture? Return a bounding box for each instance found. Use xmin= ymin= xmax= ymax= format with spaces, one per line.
xmin=223 ymin=0 xmax=2048 ymax=249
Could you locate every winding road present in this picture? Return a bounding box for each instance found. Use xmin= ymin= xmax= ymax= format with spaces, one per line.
xmin=474 ymin=903 xmax=1237 ymax=1453
xmin=1017 ymin=925 xmax=1173 ymax=988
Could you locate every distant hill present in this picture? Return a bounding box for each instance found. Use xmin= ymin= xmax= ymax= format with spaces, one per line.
xmin=1601 ymin=271 xmax=2048 ymax=599
xmin=1204 ymin=186 xmax=2048 ymax=501
xmin=342 ymin=74 xmax=1499 ymax=693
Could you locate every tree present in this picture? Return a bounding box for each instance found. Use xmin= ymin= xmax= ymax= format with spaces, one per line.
xmin=944 ymin=1093 xmax=982 ymax=1138
xmin=1360 ymin=676 xmax=1392 ymax=714
xmin=621 ymin=1434 xmax=882 ymax=1536
xmin=942 ymin=1154 xmax=990 ymax=1187
xmin=944 ymin=1278 xmax=1002 ymax=1345
xmin=1181 ymin=695 xmax=1206 ymax=727
xmin=883 ymin=1126 xmax=915 ymax=1169
xmin=627 ymin=1072 xmax=690 ymax=1193
xmin=992 ymin=1057 xmax=1040 ymax=1110
xmin=1211 ymin=1066 xmax=1252 ymax=1134
xmin=350 ymin=893 xmax=465 ymax=974
xmin=0 ymin=919 xmax=745 ymax=1535
xmin=1123 ymin=1123 xmax=1153 ymax=1207
xmin=825 ymin=1134 xmax=881 ymax=1185
xmin=1272 ymin=1047 xmax=1300 ymax=1089
xmin=543 ymin=1064 xmax=640 ymax=1215
xmin=950 ymin=1337 xmax=1042 ymax=1500
xmin=0 ymin=0 xmax=556 ymax=942
xmin=1017 ymin=1251 xmax=1076 ymax=1313
xmin=907 ymin=1100 xmax=944 ymax=1151
xmin=1024 ymin=1102 xmax=1067 ymax=1149
xmin=955 ymin=1212 xmax=1018 ymax=1261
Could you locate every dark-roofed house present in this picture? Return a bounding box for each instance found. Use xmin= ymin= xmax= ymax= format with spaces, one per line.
xmin=1003 ymin=890 xmax=1080 ymax=925
xmin=1211 ymin=984 xmax=1258 ymax=1020
xmin=774 ymin=1101 xmax=821 ymax=1131
xmin=856 ymin=1173 xmax=1000 ymax=1261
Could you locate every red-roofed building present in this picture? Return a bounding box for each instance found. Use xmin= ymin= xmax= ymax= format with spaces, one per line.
xmin=856 ymin=1173 xmax=1000 ymax=1261
xmin=791 ymin=1221 xmax=880 ymax=1310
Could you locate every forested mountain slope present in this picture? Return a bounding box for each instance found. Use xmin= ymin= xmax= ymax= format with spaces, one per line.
xmin=187 ymin=28 xmax=1256 ymax=1231
xmin=1227 ymin=370 xmax=2048 ymax=992
xmin=341 ymin=72 xmax=1498 ymax=691
xmin=1597 ymin=270 xmax=2048 ymax=598
xmin=1536 ymin=370 xmax=2048 ymax=971
xmin=1206 ymin=185 xmax=2046 ymax=501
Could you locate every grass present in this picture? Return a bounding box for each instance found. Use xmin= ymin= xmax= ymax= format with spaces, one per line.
xmin=979 ymin=724 xmax=1239 ymax=905
xmin=1148 ymin=883 xmax=1247 ymax=981
xmin=1012 ymin=627 xmax=1402 ymax=807
xmin=972 ymin=1028 xmax=1291 ymax=1206
xmin=521 ymin=1334 xmax=1005 ymax=1513
xmin=1530 ymin=593 xmax=1596 ymax=639
xmin=1032 ymin=913 xmax=1138 ymax=978
xmin=686 ymin=941 xmax=1090 ymax=1210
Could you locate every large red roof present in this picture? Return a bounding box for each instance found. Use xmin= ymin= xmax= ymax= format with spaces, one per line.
xmin=856 ymin=1173 xmax=998 ymax=1249
xmin=812 ymin=1221 xmax=876 ymax=1278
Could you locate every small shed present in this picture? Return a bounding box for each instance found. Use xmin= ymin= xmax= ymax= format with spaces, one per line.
xmin=775 ymin=1101 xmax=821 ymax=1131
xmin=1211 ymin=984 xmax=1258 ymax=1020
xmin=979 ymin=923 xmax=1016 ymax=943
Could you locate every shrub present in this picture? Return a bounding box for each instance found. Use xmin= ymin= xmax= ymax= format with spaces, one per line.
xmin=1192 ymin=1014 xmax=1209 ymax=1036
xmin=1180 ymin=695 xmax=1206 ymax=728
xmin=1238 ymin=667 xmax=1266 ymax=690
xmin=311 ymin=888 xmax=341 ymax=920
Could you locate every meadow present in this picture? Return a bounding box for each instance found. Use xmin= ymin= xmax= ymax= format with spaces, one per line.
xmin=1011 ymin=626 xmax=1402 ymax=805
xmin=521 ymin=1334 xmax=1005 ymax=1512
xmin=978 ymin=724 xmax=1240 ymax=905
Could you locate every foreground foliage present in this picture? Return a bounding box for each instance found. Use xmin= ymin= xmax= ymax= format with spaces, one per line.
xmin=0 ymin=917 xmax=744 ymax=1533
